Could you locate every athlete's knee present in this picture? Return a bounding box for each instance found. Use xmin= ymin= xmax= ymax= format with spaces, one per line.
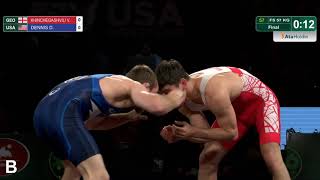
xmin=199 ymin=142 xmax=224 ymax=168
xmin=77 ymin=154 xmax=110 ymax=180
xmin=99 ymin=173 xmax=110 ymax=180
xmin=62 ymin=160 xmax=81 ymax=180
xmin=91 ymin=171 xmax=110 ymax=180
xmin=79 ymin=168 xmax=110 ymax=180
xmin=199 ymin=149 xmax=217 ymax=165
xmin=63 ymin=167 xmax=81 ymax=180
xmin=260 ymin=143 xmax=286 ymax=172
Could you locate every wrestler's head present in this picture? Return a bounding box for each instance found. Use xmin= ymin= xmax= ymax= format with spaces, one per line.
xmin=126 ymin=64 xmax=159 ymax=93
xmin=155 ymin=59 xmax=189 ymax=94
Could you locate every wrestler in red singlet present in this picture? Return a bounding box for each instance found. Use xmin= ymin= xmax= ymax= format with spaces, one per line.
xmin=156 ymin=60 xmax=290 ymax=180
xmin=185 ymin=66 xmax=280 ymax=149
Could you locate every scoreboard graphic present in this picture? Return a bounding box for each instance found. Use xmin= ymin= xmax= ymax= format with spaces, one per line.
xmin=256 ymin=16 xmax=317 ymax=42
xmin=3 ymin=16 xmax=83 ymax=32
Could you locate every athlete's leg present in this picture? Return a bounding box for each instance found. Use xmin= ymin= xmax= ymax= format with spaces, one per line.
xmin=199 ymin=120 xmax=250 ymax=180
xmin=260 ymin=143 xmax=290 ymax=180
xmin=256 ymin=88 xmax=290 ymax=180
xmin=198 ymin=141 xmax=228 ymax=180
xmin=62 ymin=160 xmax=81 ymax=180
xmin=77 ymin=154 xmax=110 ymax=180
xmin=63 ymin=100 xmax=109 ymax=180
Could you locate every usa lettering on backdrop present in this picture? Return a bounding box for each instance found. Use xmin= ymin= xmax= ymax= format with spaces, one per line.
xmin=107 ymin=0 xmax=184 ymax=27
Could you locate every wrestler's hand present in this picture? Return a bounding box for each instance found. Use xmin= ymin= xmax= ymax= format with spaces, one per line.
xmin=173 ymin=121 xmax=195 ymax=139
xmin=160 ymin=125 xmax=177 ymax=143
xmin=128 ymin=109 xmax=148 ymax=122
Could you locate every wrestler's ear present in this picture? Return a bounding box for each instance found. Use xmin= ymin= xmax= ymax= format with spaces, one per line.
xmin=180 ymin=78 xmax=188 ymax=90
xmin=142 ymin=82 xmax=151 ymax=91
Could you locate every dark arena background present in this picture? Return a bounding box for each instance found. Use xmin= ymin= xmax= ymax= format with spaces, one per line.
xmin=1 ymin=0 xmax=320 ymax=180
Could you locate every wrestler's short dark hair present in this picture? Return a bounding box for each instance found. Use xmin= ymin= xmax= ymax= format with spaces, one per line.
xmin=126 ymin=64 xmax=157 ymax=88
xmin=155 ymin=59 xmax=189 ymax=89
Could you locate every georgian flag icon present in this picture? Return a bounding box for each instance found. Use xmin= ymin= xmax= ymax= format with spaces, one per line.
xmin=18 ymin=17 xmax=28 ymax=24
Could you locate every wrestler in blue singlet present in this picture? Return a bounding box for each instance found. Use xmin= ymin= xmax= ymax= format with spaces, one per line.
xmin=34 ymin=74 xmax=129 ymax=165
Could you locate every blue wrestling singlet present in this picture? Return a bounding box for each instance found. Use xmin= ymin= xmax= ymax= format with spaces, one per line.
xmin=33 ymin=74 xmax=129 ymax=165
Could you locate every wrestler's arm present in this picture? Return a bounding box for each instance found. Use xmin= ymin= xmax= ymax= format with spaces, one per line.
xmin=184 ymin=82 xmax=238 ymax=141
xmin=180 ymin=106 xmax=210 ymax=128
xmin=179 ymin=106 xmax=215 ymax=143
xmin=161 ymin=105 xmax=213 ymax=143
xmin=85 ymin=110 xmax=147 ymax=130
xmin=130 ymin=82 xmax=185 ymax=116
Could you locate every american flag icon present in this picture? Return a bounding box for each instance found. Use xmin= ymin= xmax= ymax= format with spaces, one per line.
xmin=18 ymin=17 xmax=28 ymax=24
xmin=18 ymin=25 xmax=28 ymax=31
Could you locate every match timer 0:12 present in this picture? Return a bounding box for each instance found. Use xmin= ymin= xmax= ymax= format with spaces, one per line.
xmin=256 ymin=16 xmax=317 ymax=42
xmin=291 ymin=17 xmax=316 ymax=31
